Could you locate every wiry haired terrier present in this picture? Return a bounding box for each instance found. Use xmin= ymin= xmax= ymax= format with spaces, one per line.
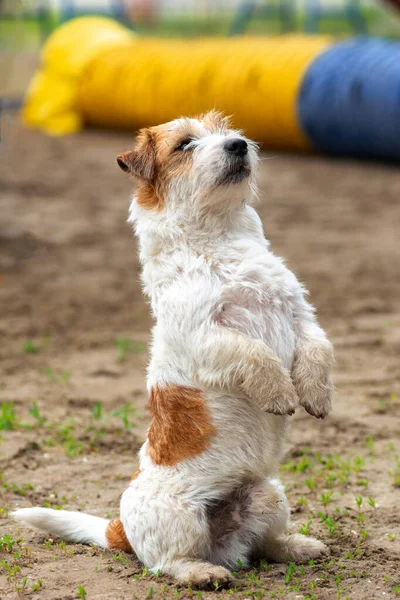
xmin=13 ymin=112 xmax=334 ymax=589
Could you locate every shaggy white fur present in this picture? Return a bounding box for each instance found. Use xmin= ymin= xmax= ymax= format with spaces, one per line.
xmin=12 ymin=113 xmax=333 ymax=589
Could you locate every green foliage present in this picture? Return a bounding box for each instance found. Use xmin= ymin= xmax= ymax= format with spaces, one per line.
xmin=114 ymin=337 xmax=146 ymax=362
xmin=91 ymin=402 xmax=103 ymax=420
xmin=23 ymin=340 xmax=39 ymax=353
xmin=0 ymin=534 xmax=19 ymax=552
xmin=29 ymin=401 xmax=46 ymax=426
xmin=42 ymin=367 xmax=72 ymax=383
xmin=32 ymin=579 xmax=42 ymax=592
xmin=0 ymin=403 xmax=16 ymax=430
xmin=77 ymin=586 xmax=87 ymax=599
xmin=110 ymin=404 xmax=137 ymax=430
xmin=299 ymin=520 xmax=312 ymax=536
xmin=284 ymin=562 xmax=297 ymax=584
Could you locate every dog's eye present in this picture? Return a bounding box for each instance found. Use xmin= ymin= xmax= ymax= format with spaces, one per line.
xmin=175 ymin=137 xmax=194 ymax=151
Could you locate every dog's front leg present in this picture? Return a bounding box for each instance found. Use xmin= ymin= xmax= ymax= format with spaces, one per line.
xmin=194 ymin=327 xmax=299 ymax=415
xmin=291 ymin=306 xmax=334 ymax=419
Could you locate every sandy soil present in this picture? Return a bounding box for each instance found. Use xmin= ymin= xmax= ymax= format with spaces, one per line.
xmin=1 ymin=114 xmax=400 ymax=600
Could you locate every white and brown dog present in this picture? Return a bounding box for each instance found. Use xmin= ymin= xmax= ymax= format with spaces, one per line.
xmin=13 ymin=112 xmax=334 ymax=589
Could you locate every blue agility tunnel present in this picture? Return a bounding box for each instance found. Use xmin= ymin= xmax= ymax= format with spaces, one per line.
xmin=298 ymin=37 xmax=400 ymax=161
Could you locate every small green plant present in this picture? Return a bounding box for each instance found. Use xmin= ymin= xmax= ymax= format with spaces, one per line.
xmin=29 ymin=401 xmax=46 ymax=426
xmin=284 ymin=562 xmax=296 ymax=584
xmin=32 ymin=579 xmax=42 ymax=592
xmin=259 ymin=559 xmax=269 ymax=571
xmin=91 ymin=402 xmax=103 ymax=419
xmin=356 ymin=479 xmax=369 ymax=487
xmin=15 ymin=576 xmax=28 ymax=593
xmin=367 ymin=497 xmax=376 ymax=509
xmin=112 ymin=552 xmax=128 ymax=564
xmin=355 ymin=496 xmax=363 ymax=510
xmin=299 ymin=520 xmax=312 ymax=536
xmin=77 ymin=585 xmax=87 ymax=599
xmin=44 ymin=422 xmax=84 ymax=457
xmin=366 ymin=436 xmax=375 ymax=452
xmin=42 ymin=367 xmax=72 ymax=383
xmin=0 ymin=403 xmax=17 ymax=430
xmin=0 ymin=535 xmax=19 ymax=552
xmin=318 ymin=512 xmax=337 ymax=535
xmin=23 ymin=340 xmax=39 ymax=353
xmin=147 ymin=587 xmax=155 ymax=599
xmin=110 ymin=404 xmax=136 ymax=430
xmin=114 ymin=337 xmax=146 ymax=362
xmin=6 ymin=563 xmax=21 ymax=577
xmin=353 ymin=457 xmax=365 ymax=473
xmin=356 ymin=512 xmax=365 ymax=524
xmin=321 ymin=491 xmax=334 ymax=506
xmin=376 ymin=399 xmax=388 ymax=413
xmin=2 ymin=479 xmax=34 ymax=496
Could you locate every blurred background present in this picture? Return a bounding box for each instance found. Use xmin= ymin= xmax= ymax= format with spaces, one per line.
xmin=1 ymin=2 xmax=400 ymax=599
xmin=0 ymin=0 xmax=400 ymax=96
xmin=2 ymin=0 xmax=400 ymax=108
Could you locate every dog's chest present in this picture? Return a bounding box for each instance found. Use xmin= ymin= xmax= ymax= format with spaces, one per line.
xmin=215 ymin=251 xmax=297 ymax=366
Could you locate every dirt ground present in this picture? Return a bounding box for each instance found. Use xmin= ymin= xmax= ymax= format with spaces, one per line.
xmin=1 ymin=113 xmax=399 ymax=600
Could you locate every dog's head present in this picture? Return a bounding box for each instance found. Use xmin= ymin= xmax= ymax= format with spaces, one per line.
xmin=117 ymin=111 xmax=259 ymax=218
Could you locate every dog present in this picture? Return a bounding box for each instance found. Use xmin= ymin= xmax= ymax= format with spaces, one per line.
xmin=12 ymin=111 xmax=334 ymax=589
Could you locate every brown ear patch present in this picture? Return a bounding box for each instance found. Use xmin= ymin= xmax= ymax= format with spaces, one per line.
xmin=105 ymin=519 xmax=133 ymax=553
xmin=117 ymin=129 xmax=156 ymax=181
xmin=148 ymin=385 xmax=216 ymax=466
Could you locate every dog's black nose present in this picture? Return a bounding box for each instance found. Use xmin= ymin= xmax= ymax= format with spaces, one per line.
xmin=224 ymin=138 xmax=248 ymax=157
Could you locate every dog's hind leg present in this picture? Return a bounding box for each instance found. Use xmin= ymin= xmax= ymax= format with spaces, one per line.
xmin=260 ymin=532 xmax=329 ymax=563
xmin=249 ymin=478 xmax=328 ymax=564
xmin=120 ymin=482 xmax=235 ymax=589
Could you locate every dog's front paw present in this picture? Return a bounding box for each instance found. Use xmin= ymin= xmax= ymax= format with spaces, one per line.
xmin=292 ymin=342 xmax=334 ymax=419
xmin=259 ymin=378 xmax=299 ymax=416
xmin=299 ymin=386 xmax=333 ymax=419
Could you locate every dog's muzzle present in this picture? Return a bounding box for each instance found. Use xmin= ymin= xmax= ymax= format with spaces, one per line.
xmin=218 ymin=139 xmax=251 ymax=185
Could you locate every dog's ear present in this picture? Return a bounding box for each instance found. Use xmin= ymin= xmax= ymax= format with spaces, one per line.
xmin=117 ymin=129 xmax=155 ymax=181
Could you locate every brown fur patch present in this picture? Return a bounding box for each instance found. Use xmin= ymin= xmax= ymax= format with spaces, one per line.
xmin=119 ymin=112 xmax=229 ymax=211
xmin=117 ymin=129 xmax=156 ymax=181
xmin=148 ymin=385 xmax=216 ymax=466
xmin=129 ymin=123 xmax=196 ymax=212
xmin=136 ymin=181 xmax=161 ymax=211
xmin=105 ymin=519 xmax=133 ymax=553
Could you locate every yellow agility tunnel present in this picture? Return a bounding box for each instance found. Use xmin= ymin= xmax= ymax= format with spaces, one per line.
xmin=24 ymin=17 xmax=400 ymax=161
xmin=23 ymin=17 xmax=331 ymax=150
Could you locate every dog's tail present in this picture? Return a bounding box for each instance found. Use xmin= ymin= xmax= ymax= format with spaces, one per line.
xmin=11 ymin=508 xmax=133 ymax=552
